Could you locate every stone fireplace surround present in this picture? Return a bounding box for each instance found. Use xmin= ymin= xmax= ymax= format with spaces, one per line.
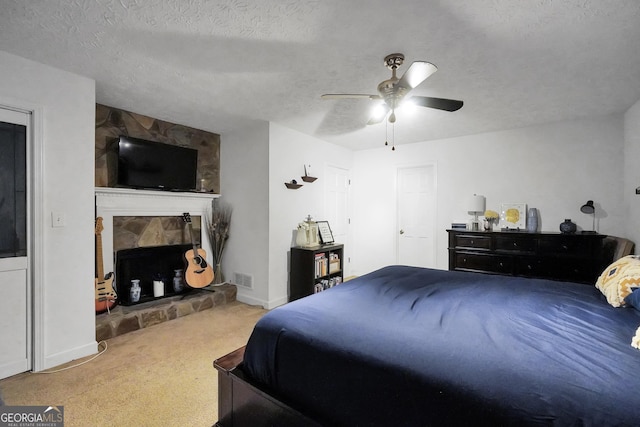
xmin=94 ymin=187 xmax=228 ymax=339
xmin=95 ymin=187 xmax=220 ymax=275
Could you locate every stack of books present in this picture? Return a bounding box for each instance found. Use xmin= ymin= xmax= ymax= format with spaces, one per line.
xmin=451 ymin=222 xmax=467 ymax=230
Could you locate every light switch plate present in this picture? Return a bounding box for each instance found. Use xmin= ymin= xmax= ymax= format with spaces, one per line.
xmin=52 ymin=212 xmax=65 ymax=227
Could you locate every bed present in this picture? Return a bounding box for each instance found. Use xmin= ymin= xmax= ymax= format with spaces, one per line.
xmin=214 ymin=265 xmax=640 ymax=426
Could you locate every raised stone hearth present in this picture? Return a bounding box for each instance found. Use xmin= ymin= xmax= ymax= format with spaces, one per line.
xmin=95 ymin=284 xmax=236 ymax=341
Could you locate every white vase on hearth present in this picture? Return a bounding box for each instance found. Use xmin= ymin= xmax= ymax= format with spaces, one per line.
xmin=130 ymin=279 xmax=141 ymax=303
xmin=173 ymin=269 xmax=184 ymax=293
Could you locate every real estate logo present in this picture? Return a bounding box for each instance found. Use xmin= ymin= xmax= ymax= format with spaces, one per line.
xmin=0 ymin=405 xmax=64 ymax=427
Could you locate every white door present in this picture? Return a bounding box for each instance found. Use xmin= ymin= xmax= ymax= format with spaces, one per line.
xmin=0 ymin=108 xmax=31 ymax=379
xmin=324 ymin=165 xmax=351 ymax=276
xmin=397 ymin=165 xmax=437 ymax=268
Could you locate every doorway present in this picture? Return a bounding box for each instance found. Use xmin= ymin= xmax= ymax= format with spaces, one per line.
xmin=324 ymin=164 xmax=351 ymax=277
xmin=396 ymin=165 xmax=437 ymax=268
xmin=0 ymin=107 xmax=31 ymax=379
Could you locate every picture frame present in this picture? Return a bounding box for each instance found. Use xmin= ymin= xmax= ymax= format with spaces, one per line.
xmin=316 ymin=221 xmax=334 ymax=244
xmin=499 ymin=203 xmax=527 ymax=230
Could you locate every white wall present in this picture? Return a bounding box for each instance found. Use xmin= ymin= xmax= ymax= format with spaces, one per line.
xmin=353 ymin=114 xmax=626 ymax=276
xmin=267 ymin=123 xmax=353 ymax=308
xmin=223 ymin=122 xmax=353 ymax=309
xmin=624 ymin=99 xmax=640 ymax=246
xmin=220 ymin=121 xmax=270 ymax=307
xmin=0 ymin=50 xmax=96 ymax=369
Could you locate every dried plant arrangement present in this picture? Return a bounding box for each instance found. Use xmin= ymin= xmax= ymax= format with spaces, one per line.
xmin=207 ymin=198 xmax=232 ymax=284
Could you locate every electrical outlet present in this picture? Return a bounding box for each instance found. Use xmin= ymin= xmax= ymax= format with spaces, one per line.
xmin=51 ymin=212 xmax=65 ymax=227
xmin=636 ymin=187 xmax=640 ymax=195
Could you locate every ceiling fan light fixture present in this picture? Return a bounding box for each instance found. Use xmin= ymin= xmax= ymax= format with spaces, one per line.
xmin=321 ymin=52 xmax=463 ymax=127
xmin=371 ymin=103 xmax=387 ymax=120
xmin=397 ymin=98 xmax=419 ymax=115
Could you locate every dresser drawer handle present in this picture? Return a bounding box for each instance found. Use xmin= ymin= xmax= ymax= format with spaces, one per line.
xmin=470 ymin=239 xmax=474 ymax=245
xmin=513 ymin=242 xmax=518 ymax=247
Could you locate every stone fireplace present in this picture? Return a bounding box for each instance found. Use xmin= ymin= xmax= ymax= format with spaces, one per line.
xmin=95 ymin=187 xmax=218 ymax=275
xmin=94 ymin=187 xmax=235 ymax=340
xmin=96 ymin=187 xmax=218 ymax=304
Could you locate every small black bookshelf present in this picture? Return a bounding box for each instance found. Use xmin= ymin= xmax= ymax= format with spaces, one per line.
xmin=289 ymin=244 xmax=344 ymax=302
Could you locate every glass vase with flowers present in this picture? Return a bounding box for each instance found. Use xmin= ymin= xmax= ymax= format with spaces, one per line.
xmin=483 ymin=210 xmax=499 ymax=231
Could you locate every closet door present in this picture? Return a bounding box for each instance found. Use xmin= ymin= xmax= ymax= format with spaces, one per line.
xmin=396 ymin=165 xmax=437 ymax=268
xmin=0 ymin=107 xmax=30 ymax=379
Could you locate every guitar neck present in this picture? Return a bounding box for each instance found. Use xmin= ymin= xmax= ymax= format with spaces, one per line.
xmin=187 ymin=222 xmax=199 ymax=253
xmin=96 ymin=233 xmax=105 ymax=279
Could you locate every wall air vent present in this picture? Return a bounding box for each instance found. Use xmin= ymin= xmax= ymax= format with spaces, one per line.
xmin=233 ymin=272 xmax=254 ymax=289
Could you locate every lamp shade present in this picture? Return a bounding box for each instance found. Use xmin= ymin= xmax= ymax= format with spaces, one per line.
xmin=580 ymin=200 xmax=595 ymax=214
xmin=468 ymin=194 xmax=486 ymax=215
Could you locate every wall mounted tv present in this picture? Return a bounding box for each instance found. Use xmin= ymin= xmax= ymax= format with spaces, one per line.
xmin=107 ymin=135 xmax=198 ymax=191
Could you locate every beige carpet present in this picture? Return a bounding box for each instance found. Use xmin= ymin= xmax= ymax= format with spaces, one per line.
xmin=0 ymin=301 xmax=267 ymax=427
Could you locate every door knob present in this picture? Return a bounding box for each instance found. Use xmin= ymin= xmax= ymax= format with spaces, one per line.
xmin=399 ymin=229 xmax=405 ymax=234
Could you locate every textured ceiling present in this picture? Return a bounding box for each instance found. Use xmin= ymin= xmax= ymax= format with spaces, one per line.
xmin=1 ymin=0 xmax=639 ymax=150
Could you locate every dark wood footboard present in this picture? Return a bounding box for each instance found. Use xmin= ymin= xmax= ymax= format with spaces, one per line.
xmin=214 ymin=346 xmax=322 ymax=427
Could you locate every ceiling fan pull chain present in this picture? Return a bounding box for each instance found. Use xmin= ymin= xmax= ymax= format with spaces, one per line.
xmin=391 ymin=122 xmax=395 ymax=151
xmin=385 ymin=119 xmax=389 ymax=146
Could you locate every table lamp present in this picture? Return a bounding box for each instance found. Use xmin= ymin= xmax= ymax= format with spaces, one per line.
xmin=468 ymin=194 xmax=486 ymax=231
xmin=580 ymin=200 xmax=596 ymax=233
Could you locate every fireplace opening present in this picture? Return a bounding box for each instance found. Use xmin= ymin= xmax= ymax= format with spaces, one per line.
xmin=115 ymin=244 xmax=193 ymax=305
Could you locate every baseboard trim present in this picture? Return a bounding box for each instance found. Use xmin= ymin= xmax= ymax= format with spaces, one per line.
xmin=39 ymin=341 xmax=97 ymax=372
xmin=236 ymin=292 xmax=288 ymax=310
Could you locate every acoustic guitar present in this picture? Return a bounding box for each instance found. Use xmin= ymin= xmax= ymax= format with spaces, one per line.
xmin=182 ymin=212 xmax=214 ymax=288
xmin=95 ymin=217 xmax=117 ymax=313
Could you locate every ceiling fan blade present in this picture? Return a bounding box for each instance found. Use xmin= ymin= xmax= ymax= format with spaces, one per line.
xmin=397 ymin=62 xmax=437 ymax=91
xmin=321 ymin=94 xmax=380 ymax=100
xmin=367 ymin=104 xmax=390 ymax=125
xmin=411 ymin=96 xmax=463 ymax=112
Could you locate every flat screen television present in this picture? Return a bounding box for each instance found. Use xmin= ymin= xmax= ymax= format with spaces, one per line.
xmin=107 ymin=135 xmax=198 ymax=191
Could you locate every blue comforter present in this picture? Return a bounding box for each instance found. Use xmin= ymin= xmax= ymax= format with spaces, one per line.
xmin=243 ymin=266 xmax=640 ymax=426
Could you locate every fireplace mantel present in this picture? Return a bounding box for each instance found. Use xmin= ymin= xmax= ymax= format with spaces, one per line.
xmin=95 ymin=187 xmax=220 ymax=274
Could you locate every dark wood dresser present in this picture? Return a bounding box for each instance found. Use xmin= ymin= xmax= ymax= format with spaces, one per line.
xmin=447 ymin=229 xmax=608 ymax=284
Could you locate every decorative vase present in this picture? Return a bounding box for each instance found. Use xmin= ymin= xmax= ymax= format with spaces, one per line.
xmin=130 ymin=279 xmax=141 ymax=303
xmin=483 ymin=220 xmax=493 ymax=231
xmin=173 ymin=269 xmax=184 ymax=293
xmin=559 ymin=218 xmax=577 ymax=234
xmin=527 ymin=208 xmax=538 ymax=232
xmin=213 ymin=263 xmax=224 ymax=284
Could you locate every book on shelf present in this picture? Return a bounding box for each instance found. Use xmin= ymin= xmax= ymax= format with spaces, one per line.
xmin=314 ymin=252 xmax=328 ymax=278
xmin=314 ymin=276 xmax=343 ymax=293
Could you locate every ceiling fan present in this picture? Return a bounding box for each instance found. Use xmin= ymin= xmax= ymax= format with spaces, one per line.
xmin=321 ymin=53 xmax=463 ymax=125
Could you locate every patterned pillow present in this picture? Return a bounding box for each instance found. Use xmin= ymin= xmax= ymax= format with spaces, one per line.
xmin=595 ymin=255 xmax=640 ymax=307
